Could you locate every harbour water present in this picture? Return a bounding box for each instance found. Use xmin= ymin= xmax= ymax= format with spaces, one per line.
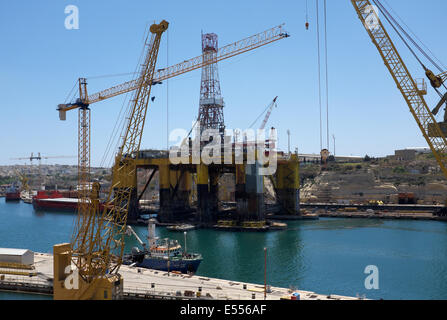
xmin=1 ymin=198 xmax=447 ymax=300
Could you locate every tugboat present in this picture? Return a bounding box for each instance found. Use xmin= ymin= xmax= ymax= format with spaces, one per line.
xmin=123 ymin=219 xmax=202 ymax=274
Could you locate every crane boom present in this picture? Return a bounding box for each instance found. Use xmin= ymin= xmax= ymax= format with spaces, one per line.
xmin=351 ymin=0 xmax=447 ymax=179
xmin=88 ymin=24 xmax=288 ymax=105
xmin=58 ymin=24 xmax=289 ymax=115
xmin=126 ymin=226 xmax=146 ymax=248
xmin=54 ymin=23 xmax=288 ymax=299
xmin=54 ymin=20 xmax=168 ymax=300
xmin=259 ymin=96 xmax=278 ymax=130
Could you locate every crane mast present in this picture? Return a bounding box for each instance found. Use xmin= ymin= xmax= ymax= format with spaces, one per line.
xmin=54 ymin=20 xmax=168 ymax=300
xmin=351 ymin=0 xmax=447 ymax=180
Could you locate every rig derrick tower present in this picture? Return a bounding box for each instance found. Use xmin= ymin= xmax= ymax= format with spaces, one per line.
xmin=198 ymin=33 xmax=225 ymax=144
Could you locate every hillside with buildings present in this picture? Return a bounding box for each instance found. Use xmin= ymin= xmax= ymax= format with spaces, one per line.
xmin=0 ymin=165 xmax=111 ymax=196
xmin=300 ymin=148 xmax=447 ymax=205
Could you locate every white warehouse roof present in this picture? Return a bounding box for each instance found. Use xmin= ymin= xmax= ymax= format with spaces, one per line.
xmin=0 ymin=248 xmax=32 ymax=255
xmin=0 ymin=248 xmax=34 ymax=265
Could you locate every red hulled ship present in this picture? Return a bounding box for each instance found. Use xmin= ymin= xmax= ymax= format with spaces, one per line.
xmin=32 ymin=190 xmax=79 ymax=211
xmin=5 ymin=185 xmax=21 ymax=201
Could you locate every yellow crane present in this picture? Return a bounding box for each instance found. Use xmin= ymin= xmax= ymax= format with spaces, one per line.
xmin=57 ymin=24 xmax=289 ymax=232
xmin=15 ymin=170 xmax=29 ymax=193
xmin=352 ymin=0 xmax=447 ymax=214
xmin=54 ymin=23 xmax=290 ymax=300
xmin=53 ymin=20 xmax=169 ymax=300
xmin=351 ymin=0 xmax=447 ymax=181
xmin=57 ymin=24 xmax=289 ymax=119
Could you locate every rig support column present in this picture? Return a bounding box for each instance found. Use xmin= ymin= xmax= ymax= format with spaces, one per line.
xmin=158 ymin=163 xmax=172 ymax=222
xmin=245 ymin=162 xmax=265 ymax=221
xmin=177 ymin=170 xmax=192 ymax=209
xmin=235 ymin=164 xmax=248 ymax=221
xmin=276 ymin=154 xmax=300 ymax=215
xmin=197 ymin=164 xmax=210 ymax=223
xmin=209 ymin=170 xmax=219 ymax=220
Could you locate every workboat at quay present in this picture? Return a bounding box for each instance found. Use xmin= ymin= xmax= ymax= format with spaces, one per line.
xmin=166 ymin=224 xmax=196 ymax=232
xmin=123 ymin=219 xmax=202 ymax=274
xmin=20 ymin=190 xmax=35 ymax=204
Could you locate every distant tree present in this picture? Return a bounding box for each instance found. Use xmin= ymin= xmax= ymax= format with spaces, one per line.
xmin=364 ymin=155 xmax=371 ymax=162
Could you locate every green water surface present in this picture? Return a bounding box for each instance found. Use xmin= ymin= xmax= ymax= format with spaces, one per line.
xmin=1 ymin=198 xmax=447 ymax=300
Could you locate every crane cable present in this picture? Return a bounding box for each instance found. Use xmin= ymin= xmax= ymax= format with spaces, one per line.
xmin=323 ymin=0 xmax=329 ymax=151
xmin=372 ymin=0 xmax=447 ymax=91
xmin=166 ymin=29 xmax=169 ymax=152
xmin=371 ymin=0 xmax=447 ymax=97
xmin=64 ymin=81 xmax=78 ymax=104
xmin=248 ymin=99 xmax=276 ymax=129
xmin=381 ymin=0 xmax=447 ymax=71
xmin=305 ymin=0 xmax=309 ymax=30
xmin=100 ymin=24 xmax=152 ymax=168
xmin=316 ymin=0 xmax=323 ymax=152
xmin=371 ymin=0 xmax=427 ymax=70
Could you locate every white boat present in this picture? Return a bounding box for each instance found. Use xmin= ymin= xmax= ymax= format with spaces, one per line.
xmin=166 ymin=224 xmax=196 ymax=232
xmin=20 ymin=190 xmax=35 ymax=204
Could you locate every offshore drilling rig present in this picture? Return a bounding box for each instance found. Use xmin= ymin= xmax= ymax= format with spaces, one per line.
xmin=57 ymin=23 xmax=301 ymax=233
xmin=137 ymin=31 xmax=301 ymax=229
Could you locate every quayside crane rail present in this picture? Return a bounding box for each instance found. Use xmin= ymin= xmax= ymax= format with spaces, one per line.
xmin=351 ymin=0 xmax=447 ymax=181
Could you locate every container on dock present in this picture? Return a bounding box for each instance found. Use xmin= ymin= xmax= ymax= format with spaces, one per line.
xmin=291 ymin=292 xmax=301 ymax=300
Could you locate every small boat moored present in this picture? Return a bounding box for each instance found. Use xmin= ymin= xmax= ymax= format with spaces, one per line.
xmin=123 ymin=219 xmax=202 ymax=274
xmin=166 ymin=224 xmax=196 ymax=232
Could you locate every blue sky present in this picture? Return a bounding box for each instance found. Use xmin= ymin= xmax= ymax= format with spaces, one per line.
xmin=1 ymin=0 xmax=446 ymax=166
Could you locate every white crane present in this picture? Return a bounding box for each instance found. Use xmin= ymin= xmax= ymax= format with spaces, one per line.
xmin=250 ymin=96 xmax=279 ymax=130
xmin=260 ymin=96 xmax=278 ymax=130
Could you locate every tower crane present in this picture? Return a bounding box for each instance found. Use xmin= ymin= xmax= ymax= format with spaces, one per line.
xmin=58 ymin=24 xmax=289 ymax=120
xmin=53 ymin=20 xmax=169 ymax=300
xmin=57 ymin=24 xmax=290 ymax=244
xmin=54 ymin=21 xmax=290 ymax=300
xmin=351 ymin=0 xmax=447 ymax=205
xmin=10 ymin=152 xmax=75 ymax=166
